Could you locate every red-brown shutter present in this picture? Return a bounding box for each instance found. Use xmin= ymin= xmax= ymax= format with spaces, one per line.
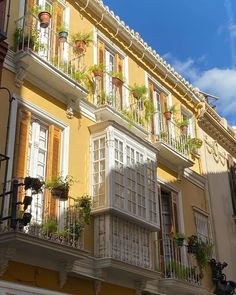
xmin=45 ymin=125 xmax=61 ymax=218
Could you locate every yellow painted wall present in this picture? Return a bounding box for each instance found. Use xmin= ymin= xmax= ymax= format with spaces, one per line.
xmin=2 ymin=261 xmax=135 ymax=295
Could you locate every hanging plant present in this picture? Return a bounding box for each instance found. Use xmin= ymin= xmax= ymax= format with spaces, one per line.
xmin=110 ymin=71 xmax=124 ymax=87
xmin=89 ymin=63 xmax=105 ymax=79
xmin=71 ymin=32 xmax=93 ymax=54
xmin=143 ymin=97 xmax=154 ymax=123
xmin=129 ymin=84 xmax=147 ymax=100
xmin=58 ymin=23 xmax=68 ymax=43
xmin=45 ymin=175 xmax=74 ymax=201
xmin=33 ymin=5 xmax=52 ymax=29
xmin=163 ymin=104 xmax=177 ymax=120
xmin=173 ymin=232 xmax=186 ymax=247
xmin=24 ymin=176 xmax=44 ymax=194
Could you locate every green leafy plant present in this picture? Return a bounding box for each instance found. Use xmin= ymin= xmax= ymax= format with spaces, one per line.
xmin=165 ymin=261 xmax=199 ymax=281
xmin=143 ymin=98 xmax=154 ymax=122
xmin=13 ymin=27 xmax=38 ymax=51
xmin=45 ymin=175 xmax=74 ymax=200
xmin=42 ymin=219 xmax=57 ymax=234
xmin=71 ymin=32 xmax=93 ymax=45
xmin=57 ymin=23 xmax=68 ymax=33
xmin=177 ymin=117 xmax=189 ymax=128
xmin=89 ymin=63 xmax=105 ymax=73
xmin=164 ymin=104 xmax=177 ymax=114
xmin=33 ymin=4 xmax=52 ymax=16
xmin=76 ymin=194 xmax=91 ymax=224
xmin=110 ymin=71 xmax=124 ymax=81
xmin=173 ymin=232 xmax=186 ymax=247
xmin=188 ymin=137 xmax=203 ymax=149
xmin=129 ymin=84 xmax=147 ymax=99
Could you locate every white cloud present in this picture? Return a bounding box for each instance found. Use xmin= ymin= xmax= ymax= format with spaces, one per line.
xmin=163 ymin=53 xmax=236 ymax=125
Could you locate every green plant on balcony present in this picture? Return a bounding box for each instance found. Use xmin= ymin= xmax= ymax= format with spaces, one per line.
xmin=177 ymin=118 xmax=189 ymax=133
xmin=45 ymin=175 xmax=74 ymax=201
xmin=187 ymin=235 xmax=213 ymax=278
xmin=42 ymin=218 xmax=57 ymax=235
xmin=13 ymin=27 xmax=39 ymax=51
xmin=143 ymin=98 xmax=154 ymax=123
xmin=129 ymin=84 xmax=147 ymax=100
xmin=76 ymin=194 xmax=92 ymax=224
xmin=110 ymin=71 xmax=124 ymax=87
xmin=165 ymin=261 xmax=199 ymax=282
xmin=163 ymin=104 xmax=177 ymax=120
xmin=188 ymin=137 xmax=203 ymax=154
xmin=72 ymin=32 xmax=93 ymax=54
xmin=89 ymin=63 xmax=105 ymax=79
xmin=122 ymin=108 xmax=145 ymax=128
xmin=173 ymin=232 xmax=186 ymax=247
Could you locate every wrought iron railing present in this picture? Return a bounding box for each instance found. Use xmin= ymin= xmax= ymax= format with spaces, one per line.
xmin=0 ymin=178 xmax=84 ymax=249
xmin=156 ymin=237 xmax=201 ymax=285
xmin=15 ymin=13 xmax=83 ymax=85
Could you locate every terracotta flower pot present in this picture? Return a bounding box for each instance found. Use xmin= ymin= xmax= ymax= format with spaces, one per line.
xmin=112 ymin=76 xmax=123 ymax=88
xmin=75 ymin=40 xmax=86 ymax=53
xmin=38 ymin=11 xmax=51 ymax=29
xmin=93 ymin=69 xmax=103 ymax=79
xmin=164 ymin=111 xmax=172 ymax=120
xmin=132 ymin=90 xmax=140 ymax=99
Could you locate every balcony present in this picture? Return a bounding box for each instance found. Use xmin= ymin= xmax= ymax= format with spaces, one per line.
xmin=14 ymin=13 xmax=88 ymax=103
xmin=0 ymin=178 xmax=90 ymax=274
xmin=156 ymin=237 xmax=207 ymax=295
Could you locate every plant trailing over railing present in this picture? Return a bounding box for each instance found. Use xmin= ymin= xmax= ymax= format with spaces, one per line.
xmin=187 ymin=235 xmax=213 ymax=278
xmin=188 ymin=137 xmax=203 ymax=154
xmin=143 ymin=97 xmax=154 ymax=123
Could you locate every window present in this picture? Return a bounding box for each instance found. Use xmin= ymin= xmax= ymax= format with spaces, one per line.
xmin=91 ymin=129 xmax=159 ymax=226
xmin=14 ymin=108 xmax=63 ymax=222
xmin=148 ymin=79 xmax=168 ymax=136
xmin=92 ymin=137 xmax=106 ymax=208
xmin=194 ymin=212 xmax=209 ymax=242
xmin=97 ymin=38 xmax=124 ymax=110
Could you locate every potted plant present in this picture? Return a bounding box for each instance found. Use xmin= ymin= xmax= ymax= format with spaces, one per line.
xmin=58 ymin=23 xmax=68 ymax=43
xmin=188 ymin=137 xmax=203 ymax=154
xmin=129 ymin=84 xmax=147 ymax=100
xmin=89 ymin=63 xmax=105 ymax=79
xmin=177 ymin=118 xmax=189 ymax=133
xmin=24 ymin=176 xmax=44 ymax=194
xmin=42 ymin=219 xmax=57 ymax=235
xmin=110 ymin=71 xmax=124 ymax=88
xmin=13 ymin=27 xmax=38 ymax=51
xmin=45 ymin=175 xmax=74 ymax=201
xmin=143 ymin=97 xmax=154 ymax=123
xmin=187 ymin=235 xmax=198 ymax=254
xmin=34 ymin=5 xmax=52 ymax=29
xmin=164 ymin=104 xmax=176 ymax=120
xmin=72 ymin=32 xmax=93 ymax=53
xmin=173 ymin=232 xmax=185 ymax=247
xmin=195 ymin=239 xmax=213 ymax=278
xmin=76 ymin=194 xmax=91 ymax=224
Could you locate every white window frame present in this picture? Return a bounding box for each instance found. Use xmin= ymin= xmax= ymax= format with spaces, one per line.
xmin=194 ymin=210 xmax=210 ymax=242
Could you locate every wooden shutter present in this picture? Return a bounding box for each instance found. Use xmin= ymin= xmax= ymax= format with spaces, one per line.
xmin=160 ymin=92 xmax=167 ymax=112
xmin=97 ymin=39 xmax=105 ymax=91
xmin=115 ymin=54 xmax=123 ymax=108
xmin=52 ymin=2 xmax=64 ymax=59
xmin=14 ymin=109 xmax=31 ymax=178
xmin=148 ymin=80 xmax=155 ymax=134
xmin=45 ymin=125 xmax=61 ymax=218
xmin=228 ymin=155 xmax=236 ymax=215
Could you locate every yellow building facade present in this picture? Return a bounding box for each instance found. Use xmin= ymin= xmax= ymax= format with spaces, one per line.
xmin=0 ymin=0 xmax=236 ymax=295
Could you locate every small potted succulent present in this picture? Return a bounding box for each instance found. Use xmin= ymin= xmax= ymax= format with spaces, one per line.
xmin=89 ymin=63 xmax=105 ymax=79
xmin=34 ymin=5 xmax=52 ymax=29
xmin=24 ymin=176 xmax=44 ymax=194
xmin=164 ymin=104 xmax=176 ymax=120
xmin=58 ymin=23 xmax=68 ymax=43
xmin=72 ymin=32 xmax=93 ymax=54
xmin=173 ymin=232 xmax=186 ymax=247
xmin=110 ymin=71 xmax=124 ymax=87
xmin=129 ymin=84 xmax=147 ymax=100
xmin=45 ymin=175 xmax=74 ymax=201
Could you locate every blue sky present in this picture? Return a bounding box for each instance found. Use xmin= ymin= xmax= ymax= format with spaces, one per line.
xmin=103 ymin=0 xmax=236 ymax=126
